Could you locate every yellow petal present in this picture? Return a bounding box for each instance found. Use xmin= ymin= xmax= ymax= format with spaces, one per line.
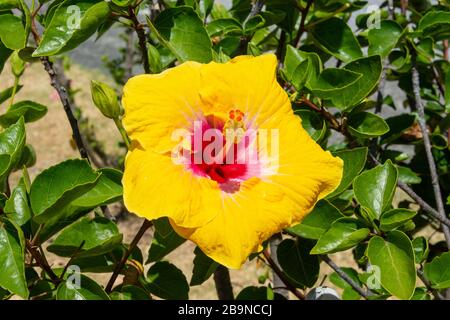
xmin=122 ymin=61 xmax=203 ymax=153
xmin=122 ymin=146 xmax=221 ymax=228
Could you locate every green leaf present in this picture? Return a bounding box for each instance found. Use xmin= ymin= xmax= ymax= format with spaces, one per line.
xmin=0 ymin=101 xmax=47 ymax=127
xmin=380 ymin=114 xmax=416 ymax=144
xmin=33 ymin=0 xmax=112 ymax=56
xmin=0 ymin=41 xmax=12 ymax=73
xmin=309 ymin=17 xmax=363 ymax=63
xmin=366 ymin=231 xmax=416 ymax=300
xmin=0 ymin=13 xmax=26 ymax=50
xmin=424 ymin=252 xmax=450 ymax=289
xmin=417 ymin=11 xmax=450 ymax=38
xmin=147 ymin=217 xmax=186 ymax=263
xmin=30 ymin=159 xmax=100 ymax=223
xmin=190 ymin=247 xmax=218 ymax=286
xmin=411 ymin=287 xmax=431 ymax=300
xmin=110 ymin=285 xmax=151 ymax=300
xmin=295 ymin=109 xmax=326 ymax=142
xmin=310 ymin=217 xmax=370 ymax=254
xmin=0 ymin=118 xmax=26 ymax=187
xmin=36 ymin=168 xmax=123 ymax=243
xmin=380 ymin=208 xmax=417 ymax=231
xmin=206 ymin=18 xmax=242 ymax=37
xmin=311 ymin=68 xmax=362 ymax=97
xmin=145 ymin=261 xmax=189 ymax=300
xmin=282 ymin=45 xmax=321 ymax=91
xmin=287 ymin=200 xmax=344 ymax=240
xmin=327 ymin=147 xmax=367 ymax=199
xmin=368 ymin=20 xmax=403 ymax=58
xmin=0 ymin=0 xmax=20 ymax=11
xmin=236 ymin=286 xmax=285 ymax=300
xmin=347 ymin=112 xmax=390 ymax=138
xmin=397 ymin=166 xmax=421 ymax=185
xmin=0 ymin=218 xmax=28 ymax=298
xmin=151 ymin=6 xmax=213 ymax=63
xmin=4 ymin=177 xmax=31 ymax=226
xmin=56 ymin=274 xmax=110 ymax=300
xmin=445 ymin=70 xmax=450 ymax=112
xmin=412 ymin=236 xmax=429 ymax=264
xmin=328 ymin=56 xmax=383 ymax=110
xmin=277 ymin=238 xmax=319 ymax=288
xmin=0 ymin=85 xmax=22 ymax=105
xmin=47 ymin=216 xmax=122 ymax=258
xmin=329 ymin=267 xmax=362 ymax=300
xmin=353 ymin=160 xmax=398 ymax=219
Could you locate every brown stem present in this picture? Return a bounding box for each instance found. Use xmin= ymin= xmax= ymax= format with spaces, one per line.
xmin=294 ymin=0 xmax=313 ymax=48
xmin=213 ymin=265 xmax=234 ymax=300
xmin=262 ymin=249 xmax=305 ymax=300
xmin=128 ymin=7 xmax=150 ymax=74
xmin=105 ymin=219 xmax=152 ymax=293
xmin=411 ymin=57 xmax=450 ymax=249
xmin=26 ymin=240 xmax=61 ymax=286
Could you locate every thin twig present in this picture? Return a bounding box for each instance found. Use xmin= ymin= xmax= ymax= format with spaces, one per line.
xmin=262 ymin=249 xmax=305 ymax=300
xmin=40 ymin=57 xmax=90 ymax=160
xmin=213 ymin=265 xmax=234 ymax=300
xmin=321 ymin=255 xmax=373 ymax=299
xmin=60 ymin=241 xmax=86 ymax=280
xmin=26 ymin=240 xmax=61 ymax=286
xmin=411 ymin=58 xmax=450 ymax=249
xmin=293 ymin=0 xmax=313 ymax=48
xmin=105 ymin=219 xmax=153 ymax=293
xmin=128 ymin=7 xmax=150 ymax=74
xmin=417 ymin=269 xmax=445 ymax=300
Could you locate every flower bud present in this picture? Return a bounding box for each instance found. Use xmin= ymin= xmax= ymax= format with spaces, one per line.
xmin=11 ymin=51 xmax=25 ymax=77
xmin=90 ymin=80 xmax=121 ymax=119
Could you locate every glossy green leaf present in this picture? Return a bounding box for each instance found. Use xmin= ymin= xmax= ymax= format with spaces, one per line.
xmin=329 ymin=267 xmax=362 ymax=300
xmin=295 ymin=109 xmax=326 ymax=142
xmin=417 ymin=11 xmax=450 ymax=38
xmin=366 ymin=231 xmax=416 ymax=300
xmin=236 ymin=286 xmax=285 ymax=300
xmin=207 ymin=18 xmax=242 ymax=37
xmin=412 ymin=236 xmax=429 ymax=264
xmin=311 ymin=68 xmax=362 ymax=97
xmin=30 ymin=159 xmax=100 ymax=223
xmin=0 ymin=218 xmax=28 ymax=298
xmin=277 ymin=239 xmax=319 ymax=288
xmin=397 ymin=166 xmax=421 ymax=185
xmin=56 ymin=274 xmax=110 ymax=300
xmin=0 ymin=85 xmax=22 ymax=105
xmin=0 ymin=0 xmax=19 ymax=10
xmin=147 ymin=217 xmax=186 ymax=263
xmin=4 ymin=177 xmax=31 ymax=226
xmin=110 ymin=285 xmax=151 ymax=300
xmin=424 ymin=252 xmax=450 ymax=289
xmin=0 ymin=100 xmax=47 ymax=127
xmin=287 ymin=200 xmax=344 ymax=240
xmin=145 ymin=261 xmax=189 ymax=300
xmin=0 ymin=41 xmax=12 ymax=73
xmin=310 ymin=218 xmax=370 ymax=254
xmin=0 ymin=13 xmax=26 ymax=50
xmin=353 ymin=160 xmax=398 ymax=219
xmin=380 ymin=208 xmax=417 ymax=231
xmin=190 ymin=247 xmax=218 ymax=286
xmin=282 ymin=45 xmax=321 ymax=90
xmin=327 ymin=147 xmax=368 ymax=198
xmin=33 ymin=0 xmax=112 ymax=56
xmin=47 ymin=216 xmax=122 ymax=258
xmin=309 ymin=17 xmax=362 ymax=63
xmin=328 ymin=56 xmax=383 ymax=110
xmin=36 ymin=168 xmax=123 ymax=243
xmin=381 ymin=114 xmax=416 ymax=144
xmin=0 ymin=118 xmax=25 ymax=187
xmin=348 ymin=112 xmax=390 ymax=138
xmin=368 ymin=20 xmax=403 ymax=58
xmin=152 ymin=6 xmax=213 ymax=63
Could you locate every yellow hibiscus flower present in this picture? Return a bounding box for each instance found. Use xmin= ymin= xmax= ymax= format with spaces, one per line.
xmin=121 ymin=54 xmax=343 ymax=269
